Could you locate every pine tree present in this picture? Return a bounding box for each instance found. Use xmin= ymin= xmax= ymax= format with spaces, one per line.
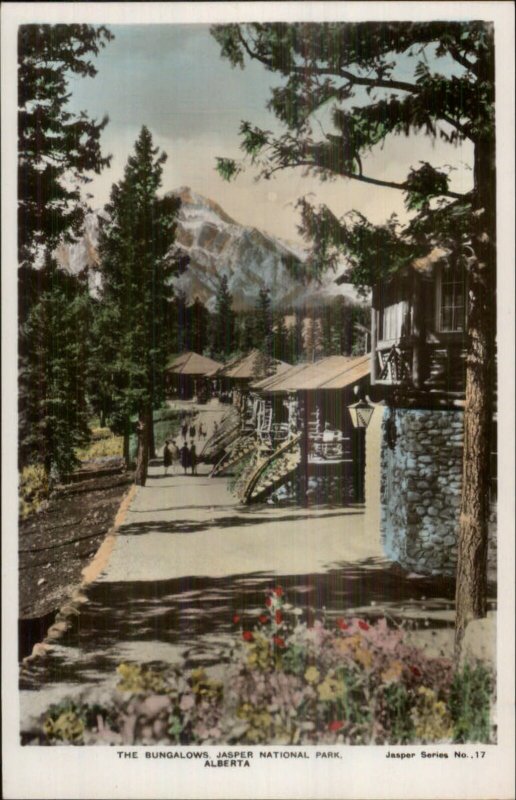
xmin=254 ymin=288 xmax=274 ymax=377
xmin=188 ymin=297 xmax=210 ymax=354
xmin=213 ymin=22 xmax=496 ymax=649
xmin=237 ymin=313 xmax=255 ymax=353
xmin=98 ymin=126 xmax=183 ymax=484
xmin=18 ymin=24 xmax=113 ymax=267
xmin=212 ymin=274 xmax=235 ymax=358
xmin=273 ymin=314 xmax=289 ymax=362
xmin=19 ymin=254 xmax=91 ymax=479
xmin=18 ymin=25 xmax=113 ymax=480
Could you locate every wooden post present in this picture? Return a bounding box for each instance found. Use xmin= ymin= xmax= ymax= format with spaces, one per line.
xmin=411 ymin=272 xmax=424 ymax=389
xmin=297 ymin=392 xmax=309 ymax=507
xmin=371 ymin=286 xmax=378 ymax=385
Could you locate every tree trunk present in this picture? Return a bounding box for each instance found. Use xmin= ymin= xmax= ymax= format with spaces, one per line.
xmin=147 ymin=407 xmax=156 ymax=459
xmin=454 ymin=123 xmax=496 ymax=657
xmin=135 ymin=412 xmax=149 ymax=486
xmin=123 ymin=419 xmax=131 ymax=470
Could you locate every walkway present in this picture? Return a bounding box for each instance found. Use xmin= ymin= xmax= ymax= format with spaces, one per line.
xmin=20 ymin=406 xmax=463 ymax=723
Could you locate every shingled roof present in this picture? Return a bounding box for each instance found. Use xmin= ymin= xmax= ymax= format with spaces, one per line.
xmin=252 ymin=354 xmax=370 ymax=392
xmin=165 ymin=351 xmax=223 ymax=376
xmin=208 ymin=349 xmax=291 ymax=381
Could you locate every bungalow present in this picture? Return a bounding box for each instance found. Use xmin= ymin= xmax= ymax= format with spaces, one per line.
xmin=236 ymin=354 xmax=371 ymax=505
xmin=368 ymin=248 xmax=496 ymax=576
xmin=208 ymin=349 xmax=291 ymax=406
xmin=165 ymin=351 xmax=223 ymax=401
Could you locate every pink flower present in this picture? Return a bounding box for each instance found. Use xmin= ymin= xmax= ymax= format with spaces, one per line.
xmin=242 ymin=631 xmax=254 ymax=642
xmin=337 ymin=618 xmax=349 ymax=631
xmin=273 ymin=636 xmax=286 ymax=649
xmin=273 ymin=586 xmax=284 ymax=597
xmin=232 ymin=614 xmax=240 ymax=625
xmin=275 ymin=610 xmax=283 ymax=625
xmin=328 ymin=720 xmax=344 ymax=732
xmin=259 ymin=614 xmax=269 ymax=625
xmin=358 ymin=620 xmax=370 ymax=631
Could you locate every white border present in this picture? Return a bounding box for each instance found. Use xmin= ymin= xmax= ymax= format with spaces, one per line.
xmin=2 ymin=3 xmax=514 ymax=799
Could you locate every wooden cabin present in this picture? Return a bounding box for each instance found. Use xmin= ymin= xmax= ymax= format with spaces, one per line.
xmin=370 ymin=247 xmax=467 ymax=406
xmin=243 ymin=354 xmax=371 ymax=504
xmin=208 ymin=349 xmax=291 ymax=406
xmin=368 ymin=250 xmax=497 ymax=576
xmin=165 ymin=351 xmax=223 ymax=401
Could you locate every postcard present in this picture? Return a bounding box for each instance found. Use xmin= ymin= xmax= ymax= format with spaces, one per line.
xmin=2 ymin=2 xmax=514 ymax=799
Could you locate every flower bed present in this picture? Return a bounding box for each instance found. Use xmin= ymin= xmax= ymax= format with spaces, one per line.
xmin=23 ymin=590 xmax=494 ymax=746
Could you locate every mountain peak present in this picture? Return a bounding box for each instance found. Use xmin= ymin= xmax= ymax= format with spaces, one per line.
xmin=169 ymin=186 xmax=237 ymax=226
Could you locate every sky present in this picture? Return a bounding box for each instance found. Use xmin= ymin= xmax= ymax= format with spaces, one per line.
xmin=67 ymin=24 xmax=474 ymax=247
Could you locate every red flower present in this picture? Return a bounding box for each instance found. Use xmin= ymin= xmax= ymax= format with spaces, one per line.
xmin=273 ymin=586 xmax=284 ymax=597
xmin=328 ymin=720 xmax=344 ymax=732
xmin=265 ymin=597 xmax=272 ymax=608
xmin=259 ymin=614 xmax=269 ymax=625
xmin=337 ymin=618 xmax=349 ymax=631
xmin=410 ymin=665 xmax=422 ymax=678
xmin=358 ymin=620 xmax=370 ymax=631
xmin=242 ymin=631 xmax=254 ymax=642
xmin=275 ymin=610 xmax=283 ymax=625
xmin=273 ymin=636 xmax=286 ymax=649
xmin=232 ymin=614 xmax=240 ymax=625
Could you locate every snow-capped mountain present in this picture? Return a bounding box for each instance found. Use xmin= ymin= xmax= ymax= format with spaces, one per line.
xmin=55 ymin=186 xmax=359 ymax=309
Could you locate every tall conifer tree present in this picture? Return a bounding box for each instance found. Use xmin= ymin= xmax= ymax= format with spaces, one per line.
xmin=98 ymin=126 xmax=184 ymax=483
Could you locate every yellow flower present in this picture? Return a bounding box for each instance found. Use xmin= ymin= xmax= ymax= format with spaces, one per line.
xmin=412 ymin=687 xmax=453 ymax=742
xmin=381 ymin=660 xmax=404 ymax=683
xmin=336 ymin=634 xmax=362 ymax=655
xmin=354 ymin=644 xmax=373 ymax=669
xmin=304 ymin=666 xmax=321 ymax=684
xmin=318 ymin=676 xmax=345 ymax=703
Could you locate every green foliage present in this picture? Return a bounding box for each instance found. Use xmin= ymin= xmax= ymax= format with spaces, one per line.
xmin=19 ymin=464 xmax=49 ymax=518
xmin=28 ymin=592 xmax=496 ymax=746
xmin=97 ymin=126 xmax=186 ymax=437
xmin=211 ymin=21 xmax=495 ymax=289
xmin=449 ymin=663 xmax=493 ymax=743
xmin=19 ymin=258 xmax=91 ymax=479
xmin=75 ymin=430 xmax=123 ymax=461
xmin=18 ymin=24 xmax=113 ymax=267
xmin=211 ymin=274 xmax=236 ymax=357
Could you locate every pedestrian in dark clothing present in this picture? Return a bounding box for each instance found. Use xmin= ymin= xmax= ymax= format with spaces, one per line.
xmin=163 ymin=440 xmax=172 ymax=475
xmin=180 ymin=442 xmax=190 ymax=475
xmin=181 ymin=422 xmax=188 ymax=441
xmin=189 ymin=422 xmax=196 ymax=439
xmin=189 ymin=441 xmax=197 ymax=475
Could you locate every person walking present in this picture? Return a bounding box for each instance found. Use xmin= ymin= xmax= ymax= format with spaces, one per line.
xmin=163 ymin=440 xmax=172 ymax=475
xmin=198 ymin=422 xmax=205 ymax=440
xmin=189 ymin=421 xmax=196 ymax=440
xmin=181 ymin=420 xmax=188 ymax=441
xmin=189 ymin=441 xmax=197 ymax=475
xmin=180 ymin=441 xmax=190 ymax=475
xmin=169 ymin=439 xmax=180 ymax=475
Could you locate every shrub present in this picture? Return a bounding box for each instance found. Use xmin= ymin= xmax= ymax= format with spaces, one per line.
xmin=75 ymin=432 xmax=123 ymax=461
xmin=449 ymin=663 xmax=493 ymax=743
xmin=19 ymin=464 xmax=49 ymax=518
xmin=24 ymin=589 xmax=495 ymax=746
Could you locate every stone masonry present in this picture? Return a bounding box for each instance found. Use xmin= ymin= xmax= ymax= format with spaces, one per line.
xmin=380 ymin=407 xmax=496 ymax=576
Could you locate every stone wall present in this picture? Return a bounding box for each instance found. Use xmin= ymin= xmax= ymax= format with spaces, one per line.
xmin=380 ymin=407 xmax=496 ymax=576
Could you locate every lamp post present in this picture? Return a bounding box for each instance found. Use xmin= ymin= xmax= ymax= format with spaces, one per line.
xmin=348 ymin=395 xmax=374 ymax=504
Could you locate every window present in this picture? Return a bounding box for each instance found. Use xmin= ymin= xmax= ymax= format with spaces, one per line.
xmin=436 ymin=262 xmax=466 ymax=332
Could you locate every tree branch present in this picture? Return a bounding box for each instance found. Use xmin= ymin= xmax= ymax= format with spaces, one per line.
xmin=237 ymin=28 xmax=418 ymax=94
xmin=266 ymin=158 xmax=465 ymax=198
xmin=446 ymin=43 xmax=477 ymax=75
